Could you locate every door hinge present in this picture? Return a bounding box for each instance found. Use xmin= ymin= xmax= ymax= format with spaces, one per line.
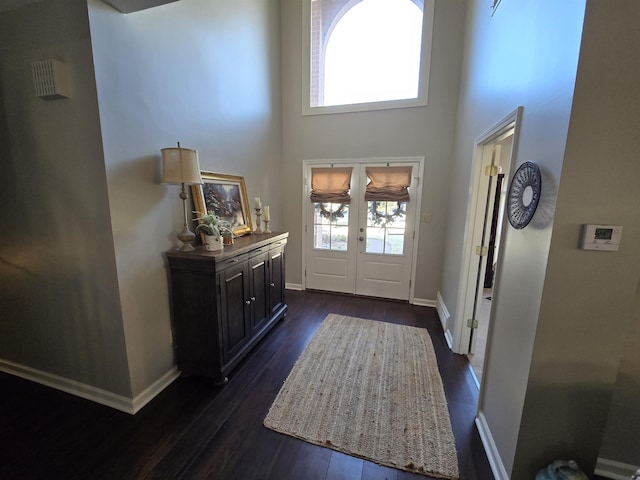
xmin=467 ymin=318 xmax=479 ymax=329
xmin=475 ymin=245 xmax=488 ymax=256
xmin=485 ymin=165 xmax=499 ymax=177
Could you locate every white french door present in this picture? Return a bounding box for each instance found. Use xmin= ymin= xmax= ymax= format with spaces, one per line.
xmin=304 ymin=159 xmax=421 ymax=301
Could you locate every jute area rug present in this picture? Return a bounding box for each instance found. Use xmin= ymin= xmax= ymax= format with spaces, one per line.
xmin=264 ymin=314 xmax=459 ymax=479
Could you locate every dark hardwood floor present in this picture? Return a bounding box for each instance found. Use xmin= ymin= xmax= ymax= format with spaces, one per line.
xmin=1 ymin=290 xmax=494 ymax=480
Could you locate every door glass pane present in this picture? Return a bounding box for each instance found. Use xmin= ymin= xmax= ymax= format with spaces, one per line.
xmin=365 ymin=201 xmax=407 ymax=255
xmin=313 ymin=203 xmax=349 ymax=250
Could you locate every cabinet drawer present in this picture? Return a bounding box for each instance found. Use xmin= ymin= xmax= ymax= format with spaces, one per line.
xmin=215 ymin=253 xmax=248 ymax=272
xmin=249 ymin=246 xmax=270 ymax=258
xmin=270 ymin=239 xmax=287 ymax=250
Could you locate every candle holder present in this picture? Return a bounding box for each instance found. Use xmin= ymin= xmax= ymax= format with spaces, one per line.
xmin=263 ymin=220 xmax=271 ymax=234
xmin=254 ymin=208 xmax=263 ymax=234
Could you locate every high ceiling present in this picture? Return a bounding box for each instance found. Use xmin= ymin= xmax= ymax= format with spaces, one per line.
xmin=0 ymin=0 xmax=178 ymax=14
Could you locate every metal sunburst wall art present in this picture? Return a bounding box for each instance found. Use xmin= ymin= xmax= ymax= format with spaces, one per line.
xmin=507 ymin=161 xmax=542 ymax=229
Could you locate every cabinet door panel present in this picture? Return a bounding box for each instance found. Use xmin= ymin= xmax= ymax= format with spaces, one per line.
xmin=249 ymin=253 xmax=270 ymax=334
xmin=270 ymin=246 xmax=286 ymax=316
xmin=219 ymin=265 xmax=250 ymax=362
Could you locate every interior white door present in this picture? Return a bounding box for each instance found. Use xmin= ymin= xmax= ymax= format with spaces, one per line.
xmin=304 ymin=160 xmax=419 ymax=301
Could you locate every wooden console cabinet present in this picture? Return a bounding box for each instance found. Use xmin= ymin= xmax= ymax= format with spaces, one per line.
xmin=165 ymin=232 xmax=288 ymax=385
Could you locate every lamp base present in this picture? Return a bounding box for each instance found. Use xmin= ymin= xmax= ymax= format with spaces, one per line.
xmin=177 ymin=227 xmax=196 ymax=252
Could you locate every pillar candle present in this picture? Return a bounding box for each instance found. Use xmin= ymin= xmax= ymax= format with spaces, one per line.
xmin=263 ymin=206 xmax=270 ymax=221
xmin=255 ymin=197 xmax=261 ymax=209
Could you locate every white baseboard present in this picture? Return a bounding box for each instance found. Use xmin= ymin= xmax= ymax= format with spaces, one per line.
xmin=595 ymin=457 xmax=639 ymax=480
xmin=285 ymin=282 xmax=303 ymax=291
xmin=476 ymin=411 xmax=509 ymax=480
xmin=444 ymin=329 xmax=454 ymax=349
xmin=131 ymin=368 xmax=181 ymax=414
xmin=411 ymin=297 xmax=436 ymax=307
xmin=0 ymin=358 xmax=179 ymax=415
xmin=436 ymin=291 xmax=450 ymax=331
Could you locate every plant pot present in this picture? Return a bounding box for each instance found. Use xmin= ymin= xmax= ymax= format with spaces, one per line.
xmin=204 ymin=235 xmax=223 ymax=252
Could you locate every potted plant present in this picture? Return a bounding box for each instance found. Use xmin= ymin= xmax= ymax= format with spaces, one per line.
xmin=221 ymin=228 xmax=235 ymax=246
xmin=194 ymin=211 xmax=232 ymax=252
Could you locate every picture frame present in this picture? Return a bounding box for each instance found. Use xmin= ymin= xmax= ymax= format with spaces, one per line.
xmin=191 ymin=171 xmax=254 ymax=238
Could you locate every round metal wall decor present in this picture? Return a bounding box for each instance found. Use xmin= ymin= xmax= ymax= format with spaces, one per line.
xmin=507 ymin=161 xmax=541 ymax=229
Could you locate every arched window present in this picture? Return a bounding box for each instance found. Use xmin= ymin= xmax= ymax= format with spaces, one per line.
xmin=305 ymin=0 xmax=433 ymax=115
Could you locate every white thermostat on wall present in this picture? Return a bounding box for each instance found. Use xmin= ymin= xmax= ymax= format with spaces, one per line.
xmin=580 ymin=224 xmax=623 ymax=251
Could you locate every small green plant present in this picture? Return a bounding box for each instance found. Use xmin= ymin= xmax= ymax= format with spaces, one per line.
xmin=194 ymin=211 xmax=233 ymax=238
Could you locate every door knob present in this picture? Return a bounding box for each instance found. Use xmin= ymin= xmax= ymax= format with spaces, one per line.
xmin=359 ymin=237 xmax=364 ymax=241
xmin=359 ymin=228 xmax=364 ymax=232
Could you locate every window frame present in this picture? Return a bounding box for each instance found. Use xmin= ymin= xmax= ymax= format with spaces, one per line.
xmin=302 ymin=0 xmax=435 ymax=116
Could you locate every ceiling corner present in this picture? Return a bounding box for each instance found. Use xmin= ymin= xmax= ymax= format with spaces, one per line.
xmin=101 ymin=0 xmax=179 ymax=14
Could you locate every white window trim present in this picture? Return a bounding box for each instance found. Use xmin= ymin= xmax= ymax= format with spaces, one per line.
xmin=302 ymin=0 xmax=435 ymax=116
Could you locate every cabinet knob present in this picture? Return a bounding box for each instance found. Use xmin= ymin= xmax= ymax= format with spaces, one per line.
xmin=245 ymin=300 xmax=251 ymax=305
xmin=270 ymin=282 xmax=275 ymax=287
xmin=251 ymin=297 xmax=256 ymax=302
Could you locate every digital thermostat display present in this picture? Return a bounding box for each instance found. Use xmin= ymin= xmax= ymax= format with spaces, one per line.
xmin=581 ymin=224 xmax=622 ymax=251
xmin=594 ymin=228 xmax=613 ymax=240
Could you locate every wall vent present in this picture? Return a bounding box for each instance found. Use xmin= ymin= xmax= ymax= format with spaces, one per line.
xmin=31 ymin=59 xmax=70 ymax=99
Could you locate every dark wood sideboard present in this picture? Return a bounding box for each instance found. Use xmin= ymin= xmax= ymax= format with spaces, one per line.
xmin=165 ymin=232 xmax=288 ymax=385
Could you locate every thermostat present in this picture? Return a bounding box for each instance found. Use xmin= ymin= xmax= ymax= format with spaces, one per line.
xmin=580 ymin=224 xmax=623 ymax=251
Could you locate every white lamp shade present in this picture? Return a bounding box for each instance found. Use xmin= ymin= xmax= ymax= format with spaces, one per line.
xmin=161 ymin=146 xmax=203 ymax=185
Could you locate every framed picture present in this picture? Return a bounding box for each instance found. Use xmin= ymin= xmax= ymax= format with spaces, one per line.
xmin=191 ymin=171 xmax=254 ymax=237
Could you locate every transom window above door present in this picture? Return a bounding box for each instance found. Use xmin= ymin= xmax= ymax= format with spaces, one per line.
xmin=303 ymin=0 xmax=434 ymax=115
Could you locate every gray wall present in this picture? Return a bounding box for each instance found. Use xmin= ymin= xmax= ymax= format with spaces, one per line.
xmin=87 ymin=0 xmax=282 ymax=397
xmin=599 ymin=291 xmax=640 ymax=467
xmin=444 ymin=0 xmax=640 ymax=477
xmin=442 ymin=0 xmax=586 ymax=473
xmin=0 ymin=0 xmax=130 ymax=395
xmin=515 ymin=1 xmax=640 ymax=475
xmin=280 ymin=0 xmax=467 ymax=301
xmin=0 ymin=0 xmax=282 ymax=403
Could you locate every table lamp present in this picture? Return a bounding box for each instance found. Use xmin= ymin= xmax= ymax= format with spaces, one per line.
xmin=161 ymin=142 xmax=203 ymax=252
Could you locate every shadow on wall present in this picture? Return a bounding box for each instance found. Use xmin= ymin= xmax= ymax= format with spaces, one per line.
xmin=530 ymin=164 xmax=558 ymax=230
xmin=516 ymin=363 xmax=617 ymax=479
xmin=108 ymin=153 xmax=169 ymax=235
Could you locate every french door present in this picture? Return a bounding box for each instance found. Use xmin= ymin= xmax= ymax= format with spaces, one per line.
xmin=304 ymin=159 xmax=421 ymax=300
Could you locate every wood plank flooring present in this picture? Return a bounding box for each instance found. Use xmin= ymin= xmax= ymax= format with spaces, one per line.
xmin=0 ymin=290 xmax=494 ymax=480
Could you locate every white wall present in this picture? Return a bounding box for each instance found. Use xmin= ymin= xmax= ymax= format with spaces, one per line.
xmin=280 ymin=0 xmax=466 ymax=301
xmin=87 ymin=0 xmax=283 ymax=396
xmin=0 ymin=0 xmax=131 ymax=396
xmin=441 ymin=0 xmax=586 ymax=476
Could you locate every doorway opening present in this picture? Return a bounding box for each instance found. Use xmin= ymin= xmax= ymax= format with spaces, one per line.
xmin=302 ymin=157 xmax=424 ymax=302
xmin=452 ymin=108 xmax=522 ymax=385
